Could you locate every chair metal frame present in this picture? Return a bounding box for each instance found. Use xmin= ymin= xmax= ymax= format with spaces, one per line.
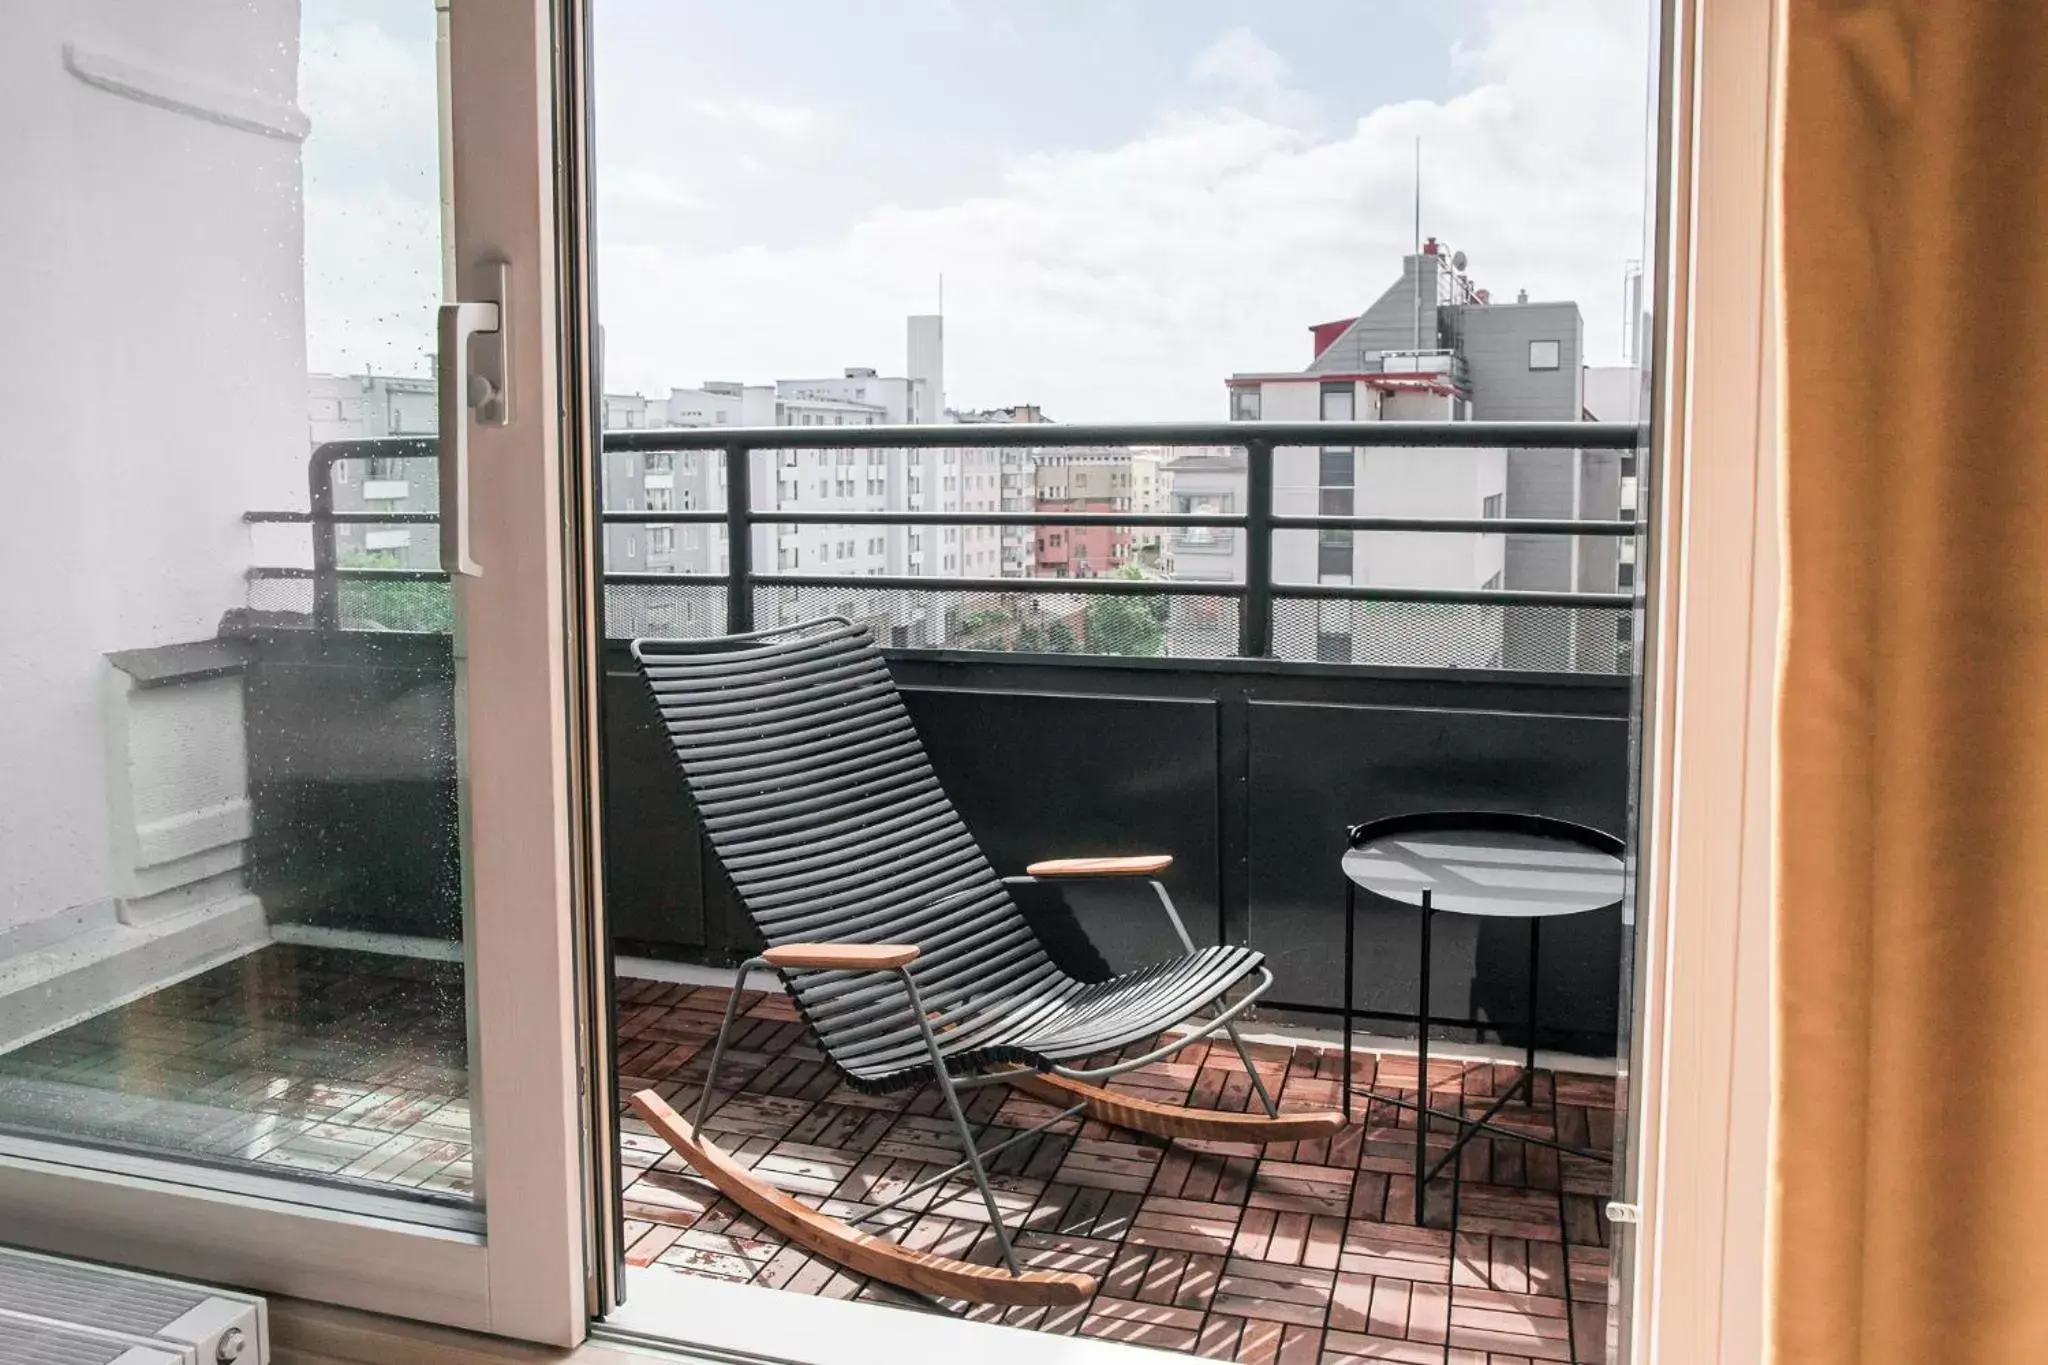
xmin=690 ymin=878 xmax=1282 ymax=1276
xmin=628 ymin=616 xmax=1342 ymax=1302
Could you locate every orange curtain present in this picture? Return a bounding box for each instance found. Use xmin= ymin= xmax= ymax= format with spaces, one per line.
xmin=1775 ymin=3 xmax=2048 ymax=1362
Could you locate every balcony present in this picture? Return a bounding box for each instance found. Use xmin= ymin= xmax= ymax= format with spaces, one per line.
xmin=8 ymin=420 xmax=1636 ymax=1362
xmin=1171 ymin=526 xmax=1237 ymax=555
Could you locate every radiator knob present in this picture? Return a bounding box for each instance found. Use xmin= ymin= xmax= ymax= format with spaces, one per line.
xmin=216 ymin=1327 xmax=247 ymax=1363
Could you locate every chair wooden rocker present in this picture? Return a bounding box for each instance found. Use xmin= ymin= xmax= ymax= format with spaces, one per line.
xmin=628 ymin=618 xmax=1343 ymax=1306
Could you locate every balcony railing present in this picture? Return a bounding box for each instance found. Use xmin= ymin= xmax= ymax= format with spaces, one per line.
xmin=245 ymin=420 xmax=1640 ymax=672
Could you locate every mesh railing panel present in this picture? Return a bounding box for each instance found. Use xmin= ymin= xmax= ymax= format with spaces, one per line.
xmin=244 ymin=574 xmax=454 ymax=633
xmin=1273 ymin=597 xmax=1629 ymax=673
xmin=752 ymin=583 xmax=1239 ymax=659
xmin=246 ymin=574 xmax=315 ymax=617
xmin=603 ymin=580 xmax=729 ymax=640
xmin=338 ymin=579 xmax=454 ymax=633
xmin=247 ymin=572 xmax=1630 ymax=672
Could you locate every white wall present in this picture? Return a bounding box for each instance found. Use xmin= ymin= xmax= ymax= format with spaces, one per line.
xmin=0 ymin=1 xmax=306 ymax=938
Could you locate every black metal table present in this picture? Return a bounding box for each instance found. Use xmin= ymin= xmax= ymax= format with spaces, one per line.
xmin=1340 ymin=811 xmax=1624 ymax=1224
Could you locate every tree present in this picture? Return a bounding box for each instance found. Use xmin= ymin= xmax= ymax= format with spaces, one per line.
xmin=338 ymin=550 xmax=453 ymax=633
xmin=1012 ymin=622 xmax=1044 ymax=653
xmin=1045 ymin=621 xmax=1078 ymax=653
xmin=1083 ymin=566 xmax=1165 ymax=656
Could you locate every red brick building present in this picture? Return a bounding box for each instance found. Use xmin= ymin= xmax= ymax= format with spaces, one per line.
xmin=1033 ymin=452 xmax=1134 ymax=578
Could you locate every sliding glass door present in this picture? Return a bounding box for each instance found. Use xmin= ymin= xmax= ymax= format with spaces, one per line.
xmin=0 ymin=0 xmax=587 ymax=1341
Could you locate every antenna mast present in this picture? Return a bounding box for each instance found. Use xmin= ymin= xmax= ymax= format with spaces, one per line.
xmin=1412 ymin=137 xmax=1422 ymax=350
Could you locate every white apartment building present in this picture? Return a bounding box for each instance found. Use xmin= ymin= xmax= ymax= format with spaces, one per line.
xmin=1219 ymin=368 xmax=1508 ymax=666
xmin=307 ymin=372 xmax=443 ymax=571
xmin=952 ymin=403 xmax=1052 ymax=578
xmin=603 ymin=314 xmax=1006 ymax=646
xmin=1195 ymin=243 xmax=1628 ymax=668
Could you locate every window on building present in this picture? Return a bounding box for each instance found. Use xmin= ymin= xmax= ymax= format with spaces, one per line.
xmin=1316 ymin=630 xmax=1352 ymax=663
xmin=645 ymin=453 xmax=674 ymax=473
xmin=648 ymin=527 xmax=675 ymax=555
xmin=1528 ymin=339 xmax=1562 ymax=370
xmin=1231 ymin=387 xmax=1261 ymax=421
xmin=1483 ymin=493 xmax=1505 ymax=518
xmin=1483 ymin=570 xmax=1503 ymax=590
xmin=1618 ymin=562 xmax=1636 ymax=589
xmin=645 ymin=487 xmax=673 ymax=513
xmin=1318 ymin=533 xmax=1353 ymax=578
xmin=1319 ymin=383 xmax=1355 ymax=422
xmin=780 ymin=451 xmax=797 ymax=467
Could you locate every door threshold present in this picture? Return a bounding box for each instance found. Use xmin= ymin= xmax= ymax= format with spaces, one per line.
xmin=604 ymin=1268 xmax=1170 ymax=1365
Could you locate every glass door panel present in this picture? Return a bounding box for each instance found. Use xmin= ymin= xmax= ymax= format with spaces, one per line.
xmin=0 ymin=0 xmax=474 ymax=1218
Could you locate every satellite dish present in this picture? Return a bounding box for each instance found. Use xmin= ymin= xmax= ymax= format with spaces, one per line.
xmin=1451 ymin=250 xmax=1469 ymax=272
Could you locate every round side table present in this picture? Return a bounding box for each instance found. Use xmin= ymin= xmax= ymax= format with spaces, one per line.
xmin=1341 ymin=811 xmax=1624 ymax=1225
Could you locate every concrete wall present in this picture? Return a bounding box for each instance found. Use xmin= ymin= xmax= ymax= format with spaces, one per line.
xmin=0 ymin=1 xmax=306 ymax=945
xmin=1312 ymin=254 xmax=1445 ymax=372
xmin=1451 ymin=301 xmax=1586 ymax=596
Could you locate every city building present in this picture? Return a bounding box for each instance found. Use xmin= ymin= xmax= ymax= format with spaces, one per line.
xmin=1215 ymin=239 xmax=1629 ymax=667
xmin=307 ymin=371 xmax=443 ymax=571
xmin=1032 ymin=451 xmax=1137 ymax=578
xmin=1162 ymin=446 xmax=1247 ymax=656
xmin=952 ymin=403 xmax=1053 ymax=578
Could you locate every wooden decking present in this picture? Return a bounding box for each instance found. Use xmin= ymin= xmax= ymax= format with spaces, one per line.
xmin=618 ymin=978 xmax=1615 ymax=1364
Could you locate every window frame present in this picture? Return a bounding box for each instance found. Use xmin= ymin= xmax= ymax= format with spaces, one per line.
xmin=0 ymin=3 xmax=589 ymax=1345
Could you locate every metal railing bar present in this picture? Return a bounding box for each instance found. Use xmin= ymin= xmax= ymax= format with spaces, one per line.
xmin=1239 ymin=438 xmax=1275 ymax=657
xmin=1274 ymin=582 xmax=1632 ymax=608
xmin=601 ymin=419 xmax=1640 ymax=452
xmin=1271 ymin=515 xmax=1637 ymax=537
xmin=589 ymin=572 xmax=741 ymax=586
xmin=591 ymin=511 xmax=729 ymax=525
xmin=690 ymin=509 xmax=1243 ymax=529
xmin=248 ymin=565 xmax=447 ymax=583
xmin=254 ymin=506 xmax=1634 ymax=536
xmin=751 ymin=572 xmax=1234 ymax=598
xmin=309 ymin=437 xmax=439 ymax=464
xmin=722 ymin=442 xmax=754 ymax=633
xmin=245 ymin=510 xmax=441 ymax=525
xmin=248 ymin=564 xmax=1632 ymax=609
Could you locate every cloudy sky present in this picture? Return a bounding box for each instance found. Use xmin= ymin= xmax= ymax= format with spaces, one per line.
xmin=302 ymin=0 xmax=1656 ymax=421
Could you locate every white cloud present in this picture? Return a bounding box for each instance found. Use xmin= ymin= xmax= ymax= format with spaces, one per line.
xmin=682 ymin=96 xmax=820 ymax=140
xmin=597 ymin=0 xmax=1651 ymax=420
xmin=1190 ymin=27 xmax=1292 ymax=95
xmin=299 ymin=19 xmax=442 ymax=376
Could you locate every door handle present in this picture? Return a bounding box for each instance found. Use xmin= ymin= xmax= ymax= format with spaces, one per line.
xmin=437 ymin=259 xmax=510 ymax=577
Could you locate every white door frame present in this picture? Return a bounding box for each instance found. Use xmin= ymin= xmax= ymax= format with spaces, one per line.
xmin=1623 ymin=0 xmax=1780 ymax=1359
xmin=0 ymin=0 xmax=588 ymax=1345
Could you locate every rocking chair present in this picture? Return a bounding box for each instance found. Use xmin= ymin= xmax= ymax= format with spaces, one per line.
xmin=628 ymin=618 xmax=1342 ymax=1305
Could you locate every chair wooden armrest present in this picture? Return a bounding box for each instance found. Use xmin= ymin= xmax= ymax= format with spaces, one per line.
xmin=762 ymin=942 xmax=920 ymax=971
xmin=1024 ymin=855 xmax=1173 ymax=879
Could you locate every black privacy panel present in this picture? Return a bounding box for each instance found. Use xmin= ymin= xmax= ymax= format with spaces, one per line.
xmin=904 ymin=685 xmax=1221 ymax=980
xmin=1247 ymin=699 xmax=1628 ymax=1051
xmin=601 ymin=666 xmax=709 ymax=952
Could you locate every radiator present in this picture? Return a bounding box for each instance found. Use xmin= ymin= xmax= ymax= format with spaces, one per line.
xmin=0 ymin=1248 xmax=266 ymax=1365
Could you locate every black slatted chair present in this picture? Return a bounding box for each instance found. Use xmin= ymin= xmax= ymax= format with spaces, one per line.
xmin=626 ymin=618 xmax=1341 ymax=1305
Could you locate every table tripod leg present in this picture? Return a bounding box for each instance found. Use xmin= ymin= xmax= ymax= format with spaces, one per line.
xmin=1525 ymin=917 xmax=1542 ymax=1101
xmin=1415 ymin=889 xmax=1433 ymax=1225
xmin=1343 ymin=879 xmax=1356 ymax=1122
